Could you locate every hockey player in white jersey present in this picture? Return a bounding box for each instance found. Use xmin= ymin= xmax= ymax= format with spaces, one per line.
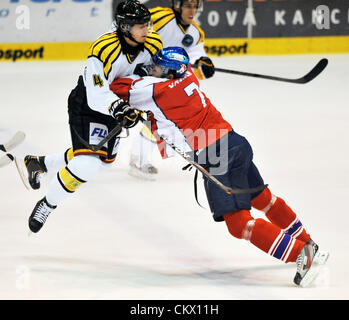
xmin=150 ymin=0 xmax=214 ymax=80
xmin=129 ymin=0 xmax=215 ymax=180
xmin=15 ymin=0 xmax=161 ymax=233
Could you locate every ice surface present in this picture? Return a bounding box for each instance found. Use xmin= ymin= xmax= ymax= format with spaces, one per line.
xmin=0 ymin=54 xmax=348 ymax=300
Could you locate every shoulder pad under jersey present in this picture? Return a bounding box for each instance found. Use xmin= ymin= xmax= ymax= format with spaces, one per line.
xmin=88 ymin=32 xmax=121 ymax=79
xmin=144 ymin=31 xmax=163 ymax=56
xmin=191 ymin=21 xmax=205 ymax=44
xmin=150 ymin=7 xmax=176 ymax=32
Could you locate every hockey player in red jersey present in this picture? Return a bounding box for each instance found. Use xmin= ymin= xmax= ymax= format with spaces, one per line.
xmin=110 ymin=47 xmax=329 ymax=287
xmin=127 ymin=0 xmax=216 ymax=180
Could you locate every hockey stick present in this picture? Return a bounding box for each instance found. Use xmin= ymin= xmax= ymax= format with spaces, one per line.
xmin=139 ymin=118 xmax=267 ymax=195
xmin=0 ymin=131 xmax=26 ymax=168
xmin=205 ymin=58 xmax=328 ymax=84
xmin=0 ymin=131 xmax=26 ymax=153
xmin=0 ymin=153 xmax=14 ymax=168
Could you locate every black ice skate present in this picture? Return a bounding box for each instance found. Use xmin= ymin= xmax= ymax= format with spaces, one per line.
xmin=294 ymin=239 xmax=329 ymax=287
xmin=29 ymin=197 xmax=56 ymax=233
xmin=15 ymin=155 xmax=47 ymax=190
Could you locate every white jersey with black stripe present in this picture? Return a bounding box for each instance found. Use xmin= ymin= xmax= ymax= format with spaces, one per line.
xmin=82 ymin=26 xmax=162 ymax=116
xmin=150 ymin=7 xmax=206 ymax=63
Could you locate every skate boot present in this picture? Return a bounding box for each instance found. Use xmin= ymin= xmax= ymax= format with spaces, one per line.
xmin=141 ymin=163 xmax=158 ymax=174
xmin=25 ymin=155 xmax=47 ymax=189
xmin=128 ymin=158 xmax=158 ymax=181
xmin=293 ymin=239 xmax=329 ymax=287
xmin=15 ymin=155 xmax=47 ymax=190
xmin=29 ymin=197 xmax=56 ymax=233
xmin=308 ymin=239 xmax=330 ymax=265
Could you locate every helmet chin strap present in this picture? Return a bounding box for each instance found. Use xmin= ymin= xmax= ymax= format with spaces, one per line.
xmin=125 ymin=33 xmax=143 ymax=46
xmin=173 ymin=7 xmax=189 ymax=28
xmin=121 ymin=25 xmax=145 ymax=46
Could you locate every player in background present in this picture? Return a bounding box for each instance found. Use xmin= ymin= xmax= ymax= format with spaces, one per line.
xmin=151 ymin=0 xmax=213 ymax=79
xmin=128 ymin=0 xmax=215 ymax=180
xmin=16 ymin=0 xmax=160 ymax=233
xmin=110 ymin=47 xmax=329 ymax=287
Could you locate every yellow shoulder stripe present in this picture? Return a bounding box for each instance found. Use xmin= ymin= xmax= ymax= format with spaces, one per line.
xmin=88 ymin=32 xmax=118 ymax=57
xmin=151 ymin=7 xmax=175 ymax=32
xmin=88 ymin=32 xmax=122 ymax=79
xmin=192 ymin=21 xmax=205 ymax=44
xmin=149 ymin=7 xmax=173 ymax=15
xmin=103 ymin=42 xmax=122 ymax=79
xmin=144 ymin=32 xmax=163 ymax=56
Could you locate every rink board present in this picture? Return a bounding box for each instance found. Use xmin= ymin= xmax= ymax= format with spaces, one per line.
xmin=0 ymin=36 xmax=349 ymax=62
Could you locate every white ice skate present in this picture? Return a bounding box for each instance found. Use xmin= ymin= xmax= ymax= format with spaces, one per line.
xmin=128 ymin=157 xmax=158 ymax=181
xmin=293 ymin=239 xmax=329 ymax=288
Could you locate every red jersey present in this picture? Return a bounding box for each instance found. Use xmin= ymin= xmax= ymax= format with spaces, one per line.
xmin=110 ymin=67 xmax=232 ymax=158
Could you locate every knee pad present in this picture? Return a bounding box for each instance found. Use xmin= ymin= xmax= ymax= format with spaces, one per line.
xmin=224 ymin=210 xmax=254 ymax=239
xmin=57 ymin=167 xmax=86 ymax=193
xmin=251 ymin=187 xmax=277 ymax=213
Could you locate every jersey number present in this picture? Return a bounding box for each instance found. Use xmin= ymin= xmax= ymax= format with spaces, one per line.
xmin=184 ymin=82 xmax=207 ymax=108
xmin=93 ymin=74 xmax=103 ymax=88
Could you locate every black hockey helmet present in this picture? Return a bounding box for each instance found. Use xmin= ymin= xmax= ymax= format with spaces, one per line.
xmin=115 ymin=0 xmax=152 ymax=34
xmin=172 ymin=0 xmax=203 ymax=12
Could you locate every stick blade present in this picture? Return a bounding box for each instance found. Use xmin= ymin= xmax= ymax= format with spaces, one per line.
xmin=296 ymin=58 xmax=328 ymax=84
xmin=3 ymin=131 xmax=26 ymax=152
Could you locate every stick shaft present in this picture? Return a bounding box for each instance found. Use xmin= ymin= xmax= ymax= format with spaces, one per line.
xmin=140 ymin=118 xmax=266 ymax=195
xmin=213 ymin=58 xmax=328 ymax=84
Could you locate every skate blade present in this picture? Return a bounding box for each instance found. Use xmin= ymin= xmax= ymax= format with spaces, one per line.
xmin=299 ymin=251 xmax=329 ymax=288
xmin=314 ymin=251 xmax=330 ymax=265
xmin=128 ymin=166 xmax=157 ymax=181
xmin=14 ymin=157 xmax=31 ymax=190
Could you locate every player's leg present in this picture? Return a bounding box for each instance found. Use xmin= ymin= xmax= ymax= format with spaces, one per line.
xmin=248 ymin=163 xmax=310 ymax=243
xmin=43 ymin=148 xmax=75 ymax=173
xmin=18 ymin=148 xmax=74 ymax=190
xmin=29 ymin=78 xmax=121 ymax=233
xmin=129 ymin=125 xmax=158 ymax=180
xmin=203 ymin=132 xmax=328 ymax=286
xmin=203 ymin=134 xmax=302 ymax=262
xmin=29 ymin=154 xmax=112 ymax=233
xmin=29 ymin=128 xmax=119 ymax=234
xmin=224 ymin=209 xmax=304 ymax=263
xmin=224 ymin=209 xmax=329 ymax=286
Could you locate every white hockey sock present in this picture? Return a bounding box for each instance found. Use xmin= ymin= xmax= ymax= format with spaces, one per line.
xmin=46 ymin=155 xmax=112 ymax=207
xmin=130 ymin=133 xmax=142 ymax=166
xmin=130 ymin=132 xmax=156 ymax=167
xmin=44 ymin=152 xmax=66 ymax=173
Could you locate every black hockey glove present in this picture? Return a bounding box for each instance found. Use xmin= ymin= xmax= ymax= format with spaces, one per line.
xmin=109 ymin=99 xmax=140 ymax=129
xmin=193 ymin=56 xmax=215 ymax=79
xmin=134 ymin=63 xmax=153 ymax=77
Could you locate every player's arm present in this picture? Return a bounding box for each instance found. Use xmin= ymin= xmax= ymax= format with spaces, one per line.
xmin=84 ymin=56 xmax=122 ymax=116
xmin=190 ymin=44 xmax=215 ymax=80
xmin=85 ymin=57 xmax=139 ymax=128
xmin=189 ymin=23 xmax=215 ymax=80
xmin=110 ymin=76 xmax=165 ymax=111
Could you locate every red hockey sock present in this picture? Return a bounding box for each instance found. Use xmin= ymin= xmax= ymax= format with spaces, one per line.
xmin=251 ymin=188 xmax=310 ymax=243
xmin=224 ymin=210 xmax=304 ymax=263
